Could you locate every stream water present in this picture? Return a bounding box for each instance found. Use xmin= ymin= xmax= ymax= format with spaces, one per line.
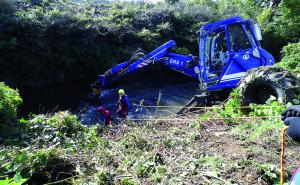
xmin=78 ymin=81 xmax=200 ymax=125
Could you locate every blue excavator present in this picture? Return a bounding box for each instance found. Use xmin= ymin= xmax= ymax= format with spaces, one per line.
xmin=94 ymin=16 xmax=299 ymax=113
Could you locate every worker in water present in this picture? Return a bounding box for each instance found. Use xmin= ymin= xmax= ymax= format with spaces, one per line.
xmin=97 ymin=106 xmax=112 ymax=126
xmin=116 ymin=89 xmax=130 ymax=118
xmin=281 ymin=105 xmax=300 ymax=184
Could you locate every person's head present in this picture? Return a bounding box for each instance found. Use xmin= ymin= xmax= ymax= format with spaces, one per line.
xmin=118 ymin=89 xmax=125 ymax=96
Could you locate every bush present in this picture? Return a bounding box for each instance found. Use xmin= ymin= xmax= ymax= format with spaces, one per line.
xmin=0 ymin=82 xmax=22 ymax=141
xmin=258 ymin=0 xmax=300 ymax=60
xmin=95 ymin=171 xmax=114 ymax=185
xmin=0 ymin=147 xmax=75 ymax=184
xmin=24 ymin=111 xmax=89 ymax=147
xmin=0 ymin=172 xmax=28 ymax=185
xmin=276 ymin=42 xmax=300 ymax=74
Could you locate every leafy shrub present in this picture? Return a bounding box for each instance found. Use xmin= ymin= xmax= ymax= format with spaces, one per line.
xmin=24 ymin=111 xmax=86 ymax=147
xmin=0 ymin=172 xmax=27 ymax=185
xmin=249 ymin=96 xmax=286 ymax=117
xmin=0 ymin=83 xmax=22 ymax=141
xmin=1 ymin=147 xmax=75 ymax=184
xmin=220 ymin=89 xmax=243 ymax=118
xmin=95 ymin=171 xmax=114 ymax=185
xmin=0 ymin=83 xmax=22 ymax=123
xmin=276 ymin=42 xmax=300 ymax=74
xmin=258 ymin=0 xmax=300 ymax=60
xmin=151 ymin=165 xmax=166 ymax=183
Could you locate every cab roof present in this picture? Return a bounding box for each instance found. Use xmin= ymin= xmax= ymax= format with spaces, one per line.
xmin=201 ymin=16 xmax=248 ymax=31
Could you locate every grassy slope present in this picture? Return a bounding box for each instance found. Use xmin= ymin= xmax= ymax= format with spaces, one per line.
xmin=68 ymin=114 xmax=299 ymax=185
xmin=1 ymin=110 xmax=300 ymax=184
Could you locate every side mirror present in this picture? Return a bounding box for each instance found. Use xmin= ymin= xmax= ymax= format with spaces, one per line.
xmin=253 ymin=23 xmax=262 ymax=41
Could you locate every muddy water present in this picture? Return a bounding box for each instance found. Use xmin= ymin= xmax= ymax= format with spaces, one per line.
xmin=78 ymin=82 xmax=201 ymax=125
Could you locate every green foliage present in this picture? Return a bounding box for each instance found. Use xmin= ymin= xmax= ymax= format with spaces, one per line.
xmin=258 ymin=0 xmax=300 ymax=60
xmin=257 ymin=8 xmax=273 ymax=26
xmin=0 ymin=83 xmax=22 ymax=123
xmin=249 ymin=96 xmax=286 ymax=117
xmin=0 ymin=145 xmax=76 ymax=184
xmin=171 ymin=47 xmax=190 ymax=55
xmin=0 ymin=83 xmax=23 ymax=141
xmin=256 ymin=163 xmax=279 ymax=183
xmin=276 ymin=42 xmax=300 ymax=74
xmin=0 ymin=172 xmax=27 ymax=185
xmin=24 ymin=111 xmax=87 ymax=147
xmin=136 ymin=160 xmax=155 ymax=178
xmin=136 ymin=28 xmax=159 ymax=41
xmin=220 ymin=88 xmax=243 ymax=118
xmin=95 ymin=171 xmax=114 ymax=185
xmin=150 ymin=165 xmax=167 ymax=182
xmin=116 ymin=178 xmax=138 ymax=185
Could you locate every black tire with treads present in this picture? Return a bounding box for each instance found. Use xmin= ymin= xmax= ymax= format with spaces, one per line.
xmin=238 ymin=67 xmax=299 ymax=106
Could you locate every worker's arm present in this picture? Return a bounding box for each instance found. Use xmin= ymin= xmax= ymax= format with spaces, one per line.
xmin=285 ymin=117 xmax=300 ymax=142
xmin=124 ymin=96 xmax=131 ymax=110
xmin=282 ymin=105 xmax=300 ymax=142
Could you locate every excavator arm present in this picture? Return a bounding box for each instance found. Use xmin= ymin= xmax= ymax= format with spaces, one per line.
xmin=97 ymin=40 xmax=199 ymax=89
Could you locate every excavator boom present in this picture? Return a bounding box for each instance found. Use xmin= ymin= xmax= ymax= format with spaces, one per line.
xmin=97 ymin=40 xmax=198 ymax=88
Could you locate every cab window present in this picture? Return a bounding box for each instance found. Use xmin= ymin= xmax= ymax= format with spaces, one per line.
xmin=244 ymin=25 xmax=256 ymax=47
xmin=228 ymin=24 xmax=251 ymax=51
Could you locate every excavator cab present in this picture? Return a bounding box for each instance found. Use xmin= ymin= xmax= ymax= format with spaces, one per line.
xmin=197 ymin=16 xmax=273 ymax=91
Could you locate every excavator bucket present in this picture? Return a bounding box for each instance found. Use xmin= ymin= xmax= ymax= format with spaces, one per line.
xmin=177 ymin=94 xmax=211 ymax=115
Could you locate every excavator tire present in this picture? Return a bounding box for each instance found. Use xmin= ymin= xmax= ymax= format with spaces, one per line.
xmin=238 ymin=67 xmax=299 ymax=107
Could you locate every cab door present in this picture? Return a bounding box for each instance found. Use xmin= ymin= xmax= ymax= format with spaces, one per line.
xmin=204 ymin=27 xmax=230 ymax=84
xmin=226 ymin=23 xmax=262 ymax=72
